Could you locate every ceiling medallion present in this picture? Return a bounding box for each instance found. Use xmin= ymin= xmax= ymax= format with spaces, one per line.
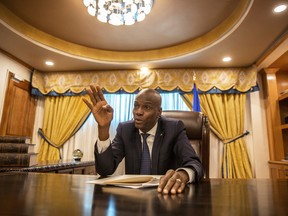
xmin=83 ymin=0 xmax=154 ymax=26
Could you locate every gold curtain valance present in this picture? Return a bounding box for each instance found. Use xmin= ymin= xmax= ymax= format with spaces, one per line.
xmin=32 ymin=67 xmax=257 ymax=95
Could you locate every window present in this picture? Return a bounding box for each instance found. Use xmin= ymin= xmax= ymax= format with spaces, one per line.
xmin=63 ymin=92 xmax=190 ymax=161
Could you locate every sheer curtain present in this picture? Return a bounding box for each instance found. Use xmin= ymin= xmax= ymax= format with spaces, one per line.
xmin=62 ymin=92 xmax=190 ymax=163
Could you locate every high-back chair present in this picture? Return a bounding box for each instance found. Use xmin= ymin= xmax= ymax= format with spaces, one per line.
xmin=161 ymin=111 xmax=210 ymax=179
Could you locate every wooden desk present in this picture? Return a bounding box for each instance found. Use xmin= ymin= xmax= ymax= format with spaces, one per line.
xmin=0 ymin=160 xmax=96 ymax=175
xmin=0 ymin=173 xmax=287 ymax=216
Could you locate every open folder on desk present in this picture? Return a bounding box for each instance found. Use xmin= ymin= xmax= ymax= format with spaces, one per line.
xmin=87 ymin=175 xmax=161 ymax=189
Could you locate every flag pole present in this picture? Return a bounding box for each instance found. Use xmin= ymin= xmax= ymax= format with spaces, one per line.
xmin=192 ymin=72 xmax=201 ymax=112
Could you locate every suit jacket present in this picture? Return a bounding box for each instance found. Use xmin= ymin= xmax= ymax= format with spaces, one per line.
xmin=94 ymin=116 xmax=204 ymax=182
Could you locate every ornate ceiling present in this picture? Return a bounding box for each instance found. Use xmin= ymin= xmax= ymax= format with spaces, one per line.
xmin=0 ymin=0 xmax=287 ymax=72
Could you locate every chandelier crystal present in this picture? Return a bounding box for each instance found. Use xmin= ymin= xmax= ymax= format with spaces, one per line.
xmin=83 ymin=0 xmax=154 ymax=26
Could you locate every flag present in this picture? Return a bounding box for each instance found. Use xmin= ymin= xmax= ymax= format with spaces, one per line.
xmin=192 ymin=83 xmax=201 ymax=112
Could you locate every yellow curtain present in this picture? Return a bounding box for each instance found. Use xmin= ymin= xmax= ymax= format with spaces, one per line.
xmin=37 ymin=95 xmax=91 ymax=161
xmin=183 ymin=93 xmax=252 ymax=178
xmin=32 ymin=67 xmax=257 ymax=95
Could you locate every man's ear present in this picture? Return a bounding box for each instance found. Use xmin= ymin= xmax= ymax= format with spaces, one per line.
xmin=158 ymin=108 xmax=162 ymax=118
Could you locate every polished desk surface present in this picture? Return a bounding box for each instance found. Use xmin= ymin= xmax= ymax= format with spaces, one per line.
xmin=0 ymin=160 xmax=95 ymax=173
xmin=0 ymin=173 xmax=287 ymax=216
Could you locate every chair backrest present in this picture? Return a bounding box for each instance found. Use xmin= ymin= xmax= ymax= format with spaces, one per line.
xmin=161 ymin=110 xmax=210 ymax=179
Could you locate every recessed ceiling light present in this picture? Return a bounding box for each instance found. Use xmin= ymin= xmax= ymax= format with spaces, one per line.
xmin=45 ymin=61 xmax=54 ymax=66
xmin=273 ymin=4 xmax=287 ymax=13
xmin=267 ymin=75 xmax=275 ymax=80
xmin=140 ymin=67 xmax=149 ymax=72
xmin=222 ymin=57 xmax=232 ymax=62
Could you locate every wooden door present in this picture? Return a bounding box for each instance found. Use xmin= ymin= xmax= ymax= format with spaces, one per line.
xmin=0 ymin=72 xmax=37 ymax=137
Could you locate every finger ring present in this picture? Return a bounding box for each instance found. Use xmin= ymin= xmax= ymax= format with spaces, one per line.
xmin=176 ymin=178 xmax=182 ymax=183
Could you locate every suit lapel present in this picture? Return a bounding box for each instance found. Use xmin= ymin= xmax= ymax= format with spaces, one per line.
xmin=151 ymin=118 xmax=165 ymax=174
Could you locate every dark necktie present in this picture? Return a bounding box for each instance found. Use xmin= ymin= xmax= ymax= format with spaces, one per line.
xmin=140 ymin=133 xmax=151 ymax=174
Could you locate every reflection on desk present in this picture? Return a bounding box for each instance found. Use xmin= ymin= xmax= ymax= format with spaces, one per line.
xmin=0 ymin=173 xmax=287 ymax=216
xmin=0 ymin=160 xmax=95 ymax=174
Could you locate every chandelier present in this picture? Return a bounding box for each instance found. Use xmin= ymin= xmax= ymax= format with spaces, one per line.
xmin=83 ymin=0 xmax=154 ymax=26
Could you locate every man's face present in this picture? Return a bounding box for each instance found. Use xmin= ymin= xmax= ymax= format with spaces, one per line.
xmin=133 ymin=91 xmax=162 ymax=133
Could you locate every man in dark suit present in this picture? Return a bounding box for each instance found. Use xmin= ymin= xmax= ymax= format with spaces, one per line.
xmin=83 ymin=85 xmax=203 ymax=194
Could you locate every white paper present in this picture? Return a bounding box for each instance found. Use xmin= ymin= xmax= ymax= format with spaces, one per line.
xmin=87 ymin=175 xmax=161 ymax=189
